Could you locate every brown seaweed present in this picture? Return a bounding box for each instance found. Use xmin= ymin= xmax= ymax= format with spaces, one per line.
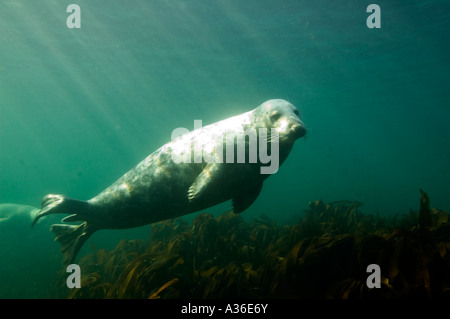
xmin=50 ymin=190 xmax=450 ymax=299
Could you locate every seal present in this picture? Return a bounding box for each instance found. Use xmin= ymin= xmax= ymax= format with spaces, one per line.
xmin=32 ymin=99 xmax=306 ymax=264
xmin=0 ymin=204 xmax=39 ymax=225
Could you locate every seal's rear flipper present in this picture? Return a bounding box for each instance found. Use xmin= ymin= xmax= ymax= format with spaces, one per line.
xmin=32 ymin=194 xmax=90 ymax=226
xmin=51 ymin=222 xmax=96 ymax=265
xmin=32 ymin=194 xmax=96 ymax=264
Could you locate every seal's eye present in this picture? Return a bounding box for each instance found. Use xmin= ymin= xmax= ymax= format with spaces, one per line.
xmin=293 ymin=109 xmax=300 ymax=116
xmin=270 ymin=111 xmax=281 ymax=122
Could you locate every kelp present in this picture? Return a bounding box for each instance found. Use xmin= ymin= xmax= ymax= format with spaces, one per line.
xmin=51 ymin=190 xmax=450 ymax=299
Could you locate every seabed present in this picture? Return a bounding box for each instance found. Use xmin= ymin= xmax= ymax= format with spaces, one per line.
xmin=51 ymin=190 xmax=450 ymax=299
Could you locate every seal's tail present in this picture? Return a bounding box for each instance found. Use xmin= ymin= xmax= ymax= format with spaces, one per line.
xmin=51 ymin=222 xmax=96 ymax=265
xmin=32 ymin=194 xmax=96 ymax=265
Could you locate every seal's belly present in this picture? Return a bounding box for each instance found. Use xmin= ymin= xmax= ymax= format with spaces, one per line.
xmin=88 ymin=147 xmax=250 ymax=229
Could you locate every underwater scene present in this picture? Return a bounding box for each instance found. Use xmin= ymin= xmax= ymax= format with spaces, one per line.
xmin=0 ymin=0 xmax=449 ymax=300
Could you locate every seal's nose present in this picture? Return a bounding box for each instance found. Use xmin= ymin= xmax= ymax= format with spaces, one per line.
xmin=290 ymin=123 xmax=306 ymax=139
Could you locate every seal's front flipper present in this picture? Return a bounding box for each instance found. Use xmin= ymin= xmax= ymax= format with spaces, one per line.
xmin=188 ymin=163 xmax=222 ymax=202
xmin=51 ymin=222 xmax=96 ymax=265
xmin=232 ymin=182 xmax=263 ymax=214
xmin=32 ymin=194 xmax=90 ymax=226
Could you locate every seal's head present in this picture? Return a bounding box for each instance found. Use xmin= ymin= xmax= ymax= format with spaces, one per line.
xmin=255 ymin=99 xmax=306 ymax=144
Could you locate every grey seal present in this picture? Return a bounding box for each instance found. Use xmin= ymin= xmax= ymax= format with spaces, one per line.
xmin=33 ymin=99 xmax=306 ymax=264
xmin=0 ymin=204 xmax=39 ymax=225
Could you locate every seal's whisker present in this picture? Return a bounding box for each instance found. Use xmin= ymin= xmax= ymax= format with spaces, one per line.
xmin=265 ymin=134 xmax=280 ymax=143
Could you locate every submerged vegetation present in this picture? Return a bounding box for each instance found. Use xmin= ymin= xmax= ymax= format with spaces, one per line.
xmin=50 ymin=191 xmax=450 ymax=299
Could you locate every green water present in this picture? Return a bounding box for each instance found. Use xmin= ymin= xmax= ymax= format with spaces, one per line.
xmin=0 ymin=0 xmax=449 ymax=298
